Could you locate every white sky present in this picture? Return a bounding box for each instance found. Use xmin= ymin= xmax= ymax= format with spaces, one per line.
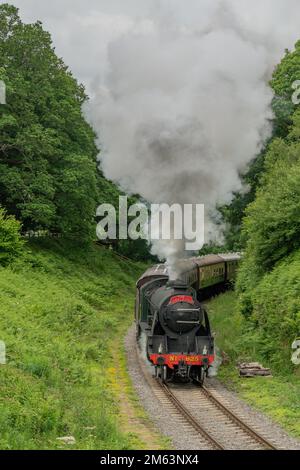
xmin=5 ymin=0 xmax=300 ymax=90
xmin=5 ymin=0 xmax=154 ymax=88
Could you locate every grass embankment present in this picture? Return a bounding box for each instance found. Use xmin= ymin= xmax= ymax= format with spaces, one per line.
xmin=0 ymin=239 xmax=162 ymax=450
xmin=206 ymin=291 xmax=300 ymax=439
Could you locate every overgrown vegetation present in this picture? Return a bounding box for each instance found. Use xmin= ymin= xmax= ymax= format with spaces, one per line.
xmin=207 ymin=292 xmax=300 ymax=438
xmin=215 ymin=41 xmax=300 ymax=370
xmin=0 ymin=4 xmax=100 ymax=240
xmin=0 ymin=4 xmax=159 ymax=451
xmin=0 ymin=239 xmax=146 ymax=449
xmin=209 ymin=43 xmax=300 ymax=426
xmin=0 ymin=206 xmax=24 ymax=265
xmin=221 ymin=42 xmax=300 ymax=251
xmin=0 ymin=3 xmax=152 ymax=259
xmin=236 ymin=46 xmax=300 ymax=366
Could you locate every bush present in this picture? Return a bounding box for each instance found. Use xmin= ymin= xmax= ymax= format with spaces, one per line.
xmin=0 ymin=207 xmax=24 ymax=265
xmin=249 ymin=250 xmax=300 ymax=369
xmin=236 ymin=108 xmax=300 ymax=368
xmin=241 ymin=137 xmax=300 ymax=273
xmin=236 ymin=249 xmax=300 ymax=371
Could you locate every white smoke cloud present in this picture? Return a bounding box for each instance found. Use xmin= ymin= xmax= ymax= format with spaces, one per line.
xmin=9 ymin=0 xmax=300 ymax=271
xmin=86 ymin=1 xmax=283 ymax=269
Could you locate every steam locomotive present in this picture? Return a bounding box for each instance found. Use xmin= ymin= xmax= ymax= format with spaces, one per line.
xmin=135 ymin=254 xmax=240 ymax=384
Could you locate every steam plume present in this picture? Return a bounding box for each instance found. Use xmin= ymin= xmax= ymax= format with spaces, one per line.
xmin=86 ymin=0 xmax=300 ymax=274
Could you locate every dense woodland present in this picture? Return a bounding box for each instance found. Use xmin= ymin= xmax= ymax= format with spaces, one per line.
xmin=228 ymin=42 xmax=300 ymax=369
xmin=0 ymin=4 xmax=151 ymax=260
xmin=0 ymin=3 xmax=300 ymax=371
xmin=0 ymin=5 xmax=100 ymax=240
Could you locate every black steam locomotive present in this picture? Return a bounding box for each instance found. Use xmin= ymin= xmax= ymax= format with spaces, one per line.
xmin=135 ymin=254 xmax=240 ymax=384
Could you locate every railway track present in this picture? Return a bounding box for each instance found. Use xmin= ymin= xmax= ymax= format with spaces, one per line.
xmin=157 ymin=381 xmax=224 ymax=450
xmin=136 ymin=343 xmax=277 ymax=450
xmin=200 ymin=384 xmax=277 ymax=450
xmin=157 ymin=380 xmax=277 ymax=450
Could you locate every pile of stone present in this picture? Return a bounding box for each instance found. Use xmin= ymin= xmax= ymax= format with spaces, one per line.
xmin=238 ymin=362 xmax=272 ymax=378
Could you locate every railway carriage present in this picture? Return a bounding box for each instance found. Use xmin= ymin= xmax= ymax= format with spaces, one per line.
xmin=135 ymin=253 xmax=240 ymax=384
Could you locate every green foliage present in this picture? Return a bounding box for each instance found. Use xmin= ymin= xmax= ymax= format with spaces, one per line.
xmin=249 ymin=250 xmax=300 ymax=365
xmin=207 ymin=292 xmax=300 ymax=439
xmin=227 ymin=41 xmax=300 ymax=381
xmin=0 ymin=4 xmax=105 ymax=241
xmin=238 ymin=108 xmax=300 ymax=309
xmin=237 ymin=250 xmax=300 ymax=367
xmin=0 ymin=239 xmax=146 ymax=449
xmin=199 ymin=243 xmax=226 ymax=255
xmin=0 ymin=4 xmax=154 ymax=257
xmin=0 ymin=206 xmax=24 ymax=265
xmin=241 ymin=140 xmax=300 ymax=273
xmin=205 ymin=291 xmax=245 ymax=360
xmin=219 ymin=149 xmax=268 ymax=250
xmin=235 ymin=113 xmax=300 ymax=370
xmin=95 ymin=187 xmax=155 ymax=261
xmin=220 ymin=42 xmax=300 ymax=249
xmin=270 ymin=41 xmax=300 ymax=138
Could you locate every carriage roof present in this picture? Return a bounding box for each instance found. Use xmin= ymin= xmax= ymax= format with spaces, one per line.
xmin=136 ymin=253 xmax=241 ymax=288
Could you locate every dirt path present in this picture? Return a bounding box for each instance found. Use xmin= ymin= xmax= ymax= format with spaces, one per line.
xmin=109 ymin=338 xmax=169 ymax=450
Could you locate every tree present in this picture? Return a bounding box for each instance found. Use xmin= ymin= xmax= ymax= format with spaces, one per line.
xmin=0 ymin=4 xmax=99 ymax=241
xmin=0 ymin=4 xmax=160 ymax=259
xmin=220 ymin=42 xmax=300 ymax=249
xmin=242 ymin=141 xmax=300 ymax=270
xmin=237 ymin=108 xmax=300 ymax=322
xmin=219 ymin=147 xmax=268 ymax=250
xmin=0 ymin=205 xmax=24 ymax=265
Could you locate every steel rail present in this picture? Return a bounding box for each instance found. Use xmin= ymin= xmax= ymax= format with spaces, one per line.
xmin=158 ymin=381 xmax=225 ymax=450
xmin=135 ymin=342 xmax=277 ymax=450
xmin=201 ymin=385 xmax=277 ymax=450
